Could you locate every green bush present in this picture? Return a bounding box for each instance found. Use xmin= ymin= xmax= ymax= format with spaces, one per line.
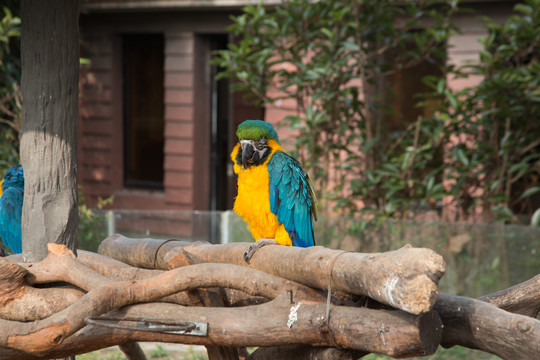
xmin=423 ymin=0 xmax=540 ymax=221
xmin=78 ymin=190 xmax=114 ymax=252
xmin=213 ymin=0 xmax=458 ymax=217
xmin=215 ymin=0 xmax=540 ymax=223
xmin=0 ymin=5 xmax=21 ymax=173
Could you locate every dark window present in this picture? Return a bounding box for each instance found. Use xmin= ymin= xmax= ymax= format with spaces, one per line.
xmin=209 ymin=35 xmax=230 ymax=211
xmin=123 ymin=34 xmax=165 ymax=189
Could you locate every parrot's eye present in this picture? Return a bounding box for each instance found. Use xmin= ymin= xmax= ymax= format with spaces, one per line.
xmin=254 ymin=137 xmax=267 ymax=150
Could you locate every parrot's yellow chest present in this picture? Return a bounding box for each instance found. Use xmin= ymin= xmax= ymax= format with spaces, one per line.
xmin=231 ymin=141 xmax=292 ymax=246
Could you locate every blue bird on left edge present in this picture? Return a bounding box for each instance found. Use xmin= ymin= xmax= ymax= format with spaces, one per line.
xmin=0 ymin=164 xmax=24 ymax=254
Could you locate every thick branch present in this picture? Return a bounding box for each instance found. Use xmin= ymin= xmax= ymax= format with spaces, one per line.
xmin=246 ymin=345 xmax=367 ymax=360
xmin=0 ymin=257 xmax=28 ymax=303
xmin=21 ymin=244 xmax=109 ymax=291
xmin=0 ymin=255 xmax=84 ymax=321
xmin=78 ymin=250 xmax=263 ymax=307
xmin=117 ymin=343 xmax=147 ymax=360
xmin=0 ymin=297 xmax=442 ymax=359
xmin=478 ymin=274 xmax=540 ymax=318
xmin=77 ymin=250 xmax=166 ymax=281
xmin=435 ymin=293 xmax=540 ymax=360
xmin=0 ymin=285 xmax=84 ymax=322
xmin=99 ymin=235 xmax=445 ymax=315
xmin=0 ymin=245 xmax=326 ymax=354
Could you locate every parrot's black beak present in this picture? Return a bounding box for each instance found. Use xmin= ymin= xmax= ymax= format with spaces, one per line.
xmin=241 ymin=140 xmax=258 ymax=167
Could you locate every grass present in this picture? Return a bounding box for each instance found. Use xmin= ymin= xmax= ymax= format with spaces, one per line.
xmin=362 ymin=346 xmax=501 ymax=360
xmin=77 ymin=344 xmax=208 ymax=360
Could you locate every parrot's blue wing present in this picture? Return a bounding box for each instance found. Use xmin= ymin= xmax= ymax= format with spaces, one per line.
xmin=268 ymin=151 xmax=317 ymax=247
xmin=0 ymin=188 xmax=23 ymax=254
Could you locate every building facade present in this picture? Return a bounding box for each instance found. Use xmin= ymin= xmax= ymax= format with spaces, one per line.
xmin=78 ymin=0 xmax=517 ymax=220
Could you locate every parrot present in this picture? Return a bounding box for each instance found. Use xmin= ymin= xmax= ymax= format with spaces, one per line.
xmin=230 ymin=120 xmax=317 ymax=262
xmin=0 ymin=164 xmax=24 ymax=255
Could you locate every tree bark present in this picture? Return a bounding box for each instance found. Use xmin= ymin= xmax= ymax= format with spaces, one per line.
xmin=435 ymin=293 xmax=540 ymax=360
xmin=20 ymin=0 xmax=80 ymax=262
xmin=117 ymin=343 xmax=147 ymax=360
xmin=246 ymin=345 xmax=367 ymax=360
xmin=99 ymin=235 xmax=446 ymax=315
xmin=78 ymin=249 xmax=267 ymax=307
xmin=0 ymin=298 xmax=442 ymax=360
xmin=2 ymin=243 xmax=540 ymax=359
xmin=478 ymin=274 xmax=540 ymax=318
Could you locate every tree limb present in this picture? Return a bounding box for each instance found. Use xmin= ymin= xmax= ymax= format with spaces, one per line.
xmin=0 ymin=244 xmax=327 ymax=355
xmin=478 ymin=274 xmax=540 ymax=318
xmin=0 ymin=297 xmax=442 ymax=359
xmin=435 ymin=293 xmax=540 ymax=360
xmin=99 ymin=235 xmax=446 ymax=315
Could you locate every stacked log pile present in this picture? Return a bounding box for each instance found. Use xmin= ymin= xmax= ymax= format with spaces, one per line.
xmin=0 ymin=234 xmax=538 ymax=359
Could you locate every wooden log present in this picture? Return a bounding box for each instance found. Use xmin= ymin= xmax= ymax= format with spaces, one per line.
xmin=0 ymin=296 xmax=442 ymax=359
xmin=0 ymin=257 xmax=27 ymax=303
xmin=77 ymin=250 xmax=166 ymax=281
xmin=172 ymin=245 xmax=240 ymax=360
xmin=99 ymin=235 xmax=445 ymax=315
xmin=79 ymin=250 xmax=265 ymax=307
xmin=0 ymin=285 xmax=84 ymax=321
xmin=77 ymin=250 xmax=194 ymax=306
xmin=118 ymin=343 xmax=147 ymax=360
xmin=478 ymin=274 xmax=540 ymax=318
xmin=0 ymin=244 xmax=327 ymax=355
xmin=20 ymin=244 xmax=109 ymax=291
xmin=435 ymin=293 xmax=540 ymax=360
xmin=246 ymin=345 xmax=367 ymax=359
xmin=0 ymin=256 xmax=84 ymax=321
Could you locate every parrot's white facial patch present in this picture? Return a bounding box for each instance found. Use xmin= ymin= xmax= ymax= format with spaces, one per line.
xmin=240 ymin=139 xmax=270 ymax=165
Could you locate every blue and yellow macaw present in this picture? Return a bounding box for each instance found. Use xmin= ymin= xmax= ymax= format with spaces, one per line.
xmin=231 ymin=120 xmax=317 ymax=260
xmin=0 ymin=164 xmax=24 ymax=254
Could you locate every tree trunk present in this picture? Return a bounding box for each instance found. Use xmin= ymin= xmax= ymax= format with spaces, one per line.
xmin=20 ymin=0 xmax=80 ymax=262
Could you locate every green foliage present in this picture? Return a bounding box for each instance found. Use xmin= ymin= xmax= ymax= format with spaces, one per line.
xmin=149 ymin=344 xmax=171 ymax=359
xmin=422 ymin=0 xmax=540 ymax=221
xmin=215 ymin=0 xmax=540 ymax=223
xmin=78 ymin=189 xmax=114 ymax=252
xmin=0 ymin=5 xmax=21 ymax=172
xmin=213 ymin=0 xmax=458 ymax=217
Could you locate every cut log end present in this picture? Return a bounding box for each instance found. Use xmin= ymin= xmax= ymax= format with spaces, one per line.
xmin=419 ymin=310 xmax=443 ymax=355
xmin=393 ymin=274 xmax=440 ymax=315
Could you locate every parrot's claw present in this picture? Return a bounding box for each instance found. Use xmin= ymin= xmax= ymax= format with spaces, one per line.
xmin=243 ymin=238 xmax=279 ymax=264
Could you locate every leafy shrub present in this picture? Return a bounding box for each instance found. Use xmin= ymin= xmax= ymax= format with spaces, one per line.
xmin=215 ymin=0 xmax=540 ymax=223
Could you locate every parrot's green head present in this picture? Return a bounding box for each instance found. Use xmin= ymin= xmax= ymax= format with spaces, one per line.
xmin=236 ymin=120 xmax=280 ymax=143
xmin=235 ymin=120 xmax=280 ymax=168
